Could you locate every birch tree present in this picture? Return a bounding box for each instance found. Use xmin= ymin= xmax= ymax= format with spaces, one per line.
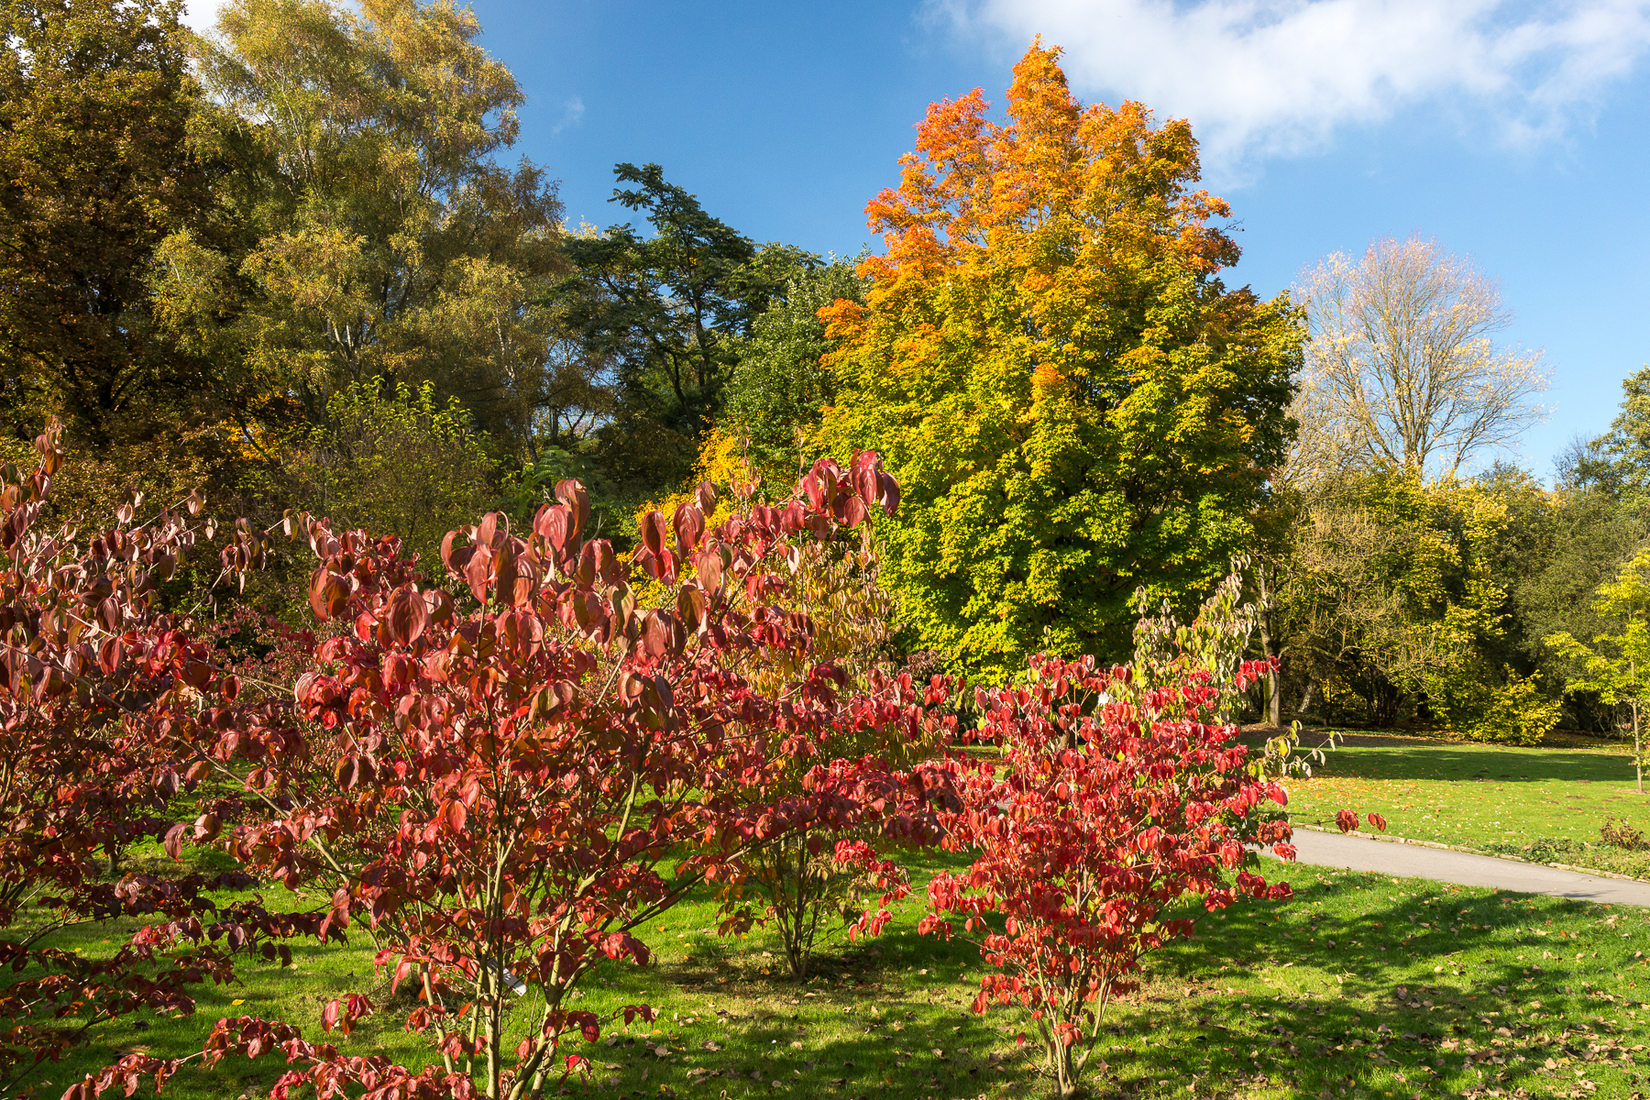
xmin=1293 ymin=236 xmax=1547 ymax=483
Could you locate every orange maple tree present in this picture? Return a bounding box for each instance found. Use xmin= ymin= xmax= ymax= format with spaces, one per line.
xmin=820 ymin=42 xmax=1301 ymax=678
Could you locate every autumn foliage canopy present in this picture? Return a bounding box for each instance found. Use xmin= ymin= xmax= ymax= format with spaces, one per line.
xmin=820 ymin=42 xmax=1301 ymax=678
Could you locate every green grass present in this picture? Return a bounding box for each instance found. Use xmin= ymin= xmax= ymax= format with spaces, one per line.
xmin=21 ymin=850 xmax=1650 ymax=1100
xmin=1280 ymin=733 xmax=1650 ymax=877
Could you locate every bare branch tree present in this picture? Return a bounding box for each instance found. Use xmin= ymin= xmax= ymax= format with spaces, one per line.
xmin=1291 ymin=236 xmax=1547 ymax=482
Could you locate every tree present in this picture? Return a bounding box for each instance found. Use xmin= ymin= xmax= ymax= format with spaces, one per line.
xmin=818 ymin=42 xmax=1300 ymax=680
xmin=1560 ymin=366 xmax=1650 ymax=501
xmin=152 ymin=0 xmax=566 ymax=456
xmin=1267 ymin=471 xmax=1561 ymax=740
xmin=557 ymin=164 xmax=807 ymax=497
xmin=1293 ymin=236 xmax=1547 ymax=482
xmin=722 ymin=259 xmax=866 ymax=488
xmin=1546 ymin=550 xmax=1650 ymax=793
xmin=78 ymin=457 xmax=935 ymax=1100
xmin=0 ymin=0 xmax=210 ymax=446
xmin=920 ymin=652 xmax=1337 ymax=1098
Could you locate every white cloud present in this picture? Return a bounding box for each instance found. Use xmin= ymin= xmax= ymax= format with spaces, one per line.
xmin=552 ymin=96 xmax=586 ymax=137
xmin=934 ymin=0 xmax=1650 ymax=178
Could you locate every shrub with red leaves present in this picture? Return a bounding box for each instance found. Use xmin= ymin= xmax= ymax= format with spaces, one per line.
xmin=0 ymin=421 xmax=324 ymax=1100
xmin=920 ymin=654 xmax=1296 ymax=1098
xmin=71 ymin=454 xmax=943 ymax=1100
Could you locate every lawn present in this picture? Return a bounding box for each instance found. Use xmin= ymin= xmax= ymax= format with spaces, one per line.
xmin=22 ymin=850 xmax=1650 ymax=1100
xmin=1279 ymin=731 xmax=1650 ymax=878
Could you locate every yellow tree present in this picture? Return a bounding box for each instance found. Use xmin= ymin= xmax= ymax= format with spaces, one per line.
xmin=819 ymin=42 xmax=1301 ymax=679
xmin=1546 ymin=549 xmax=1650 ymax=794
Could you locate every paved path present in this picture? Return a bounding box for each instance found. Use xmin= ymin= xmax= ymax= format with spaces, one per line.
xmin=1272 ymin=827 xmax=1650 ymax=908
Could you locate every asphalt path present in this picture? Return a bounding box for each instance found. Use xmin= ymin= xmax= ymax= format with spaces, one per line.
xmin=1274 ymin=827 xmax=1650 ymax=908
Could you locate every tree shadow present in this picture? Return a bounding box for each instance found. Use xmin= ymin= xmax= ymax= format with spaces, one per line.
xmin=554 ymin=862 xmax=1650 ymax=1100
xmin=1297 ymin=746 xmax=1630 ymax=784
xmin=1100 ymin=870 xmax=1644 ymax=1098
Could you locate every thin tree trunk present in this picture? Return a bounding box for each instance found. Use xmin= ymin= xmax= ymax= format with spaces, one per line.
xmin=1298 ymin=677 xmax=1319 ymax=720
xmin=1635 ymin=701 xmax=1643 ymax=795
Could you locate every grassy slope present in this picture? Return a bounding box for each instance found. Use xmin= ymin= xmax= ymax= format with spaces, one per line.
xmin=22 ymin=851 xmax=1650 ymax=1100
xmin=1280 ymin=734 xmax=1650 ymax=877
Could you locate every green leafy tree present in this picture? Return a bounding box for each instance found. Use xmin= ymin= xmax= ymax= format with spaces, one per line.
xmin=151 ymin=0 xmax=566 ymax=455
xmin=557 ymin=163 xmax=812 ymax=496
xmin=1267 ymin=471 xmax=1561 ymax=742
xmin=722 ymin=259 xmax=866 ymax=487
xmin=818 ymin=43 xmax=1300 ymax=679
xmin=283 ymin=378 xmax=493 ymax=568
xmin=1569 ymin=366 xmax=1650 ymax=499
xmin=0 ymin=0 xmax=210 ymax=446
xmin=1546 ymin=550 xmax=1650 ymax=793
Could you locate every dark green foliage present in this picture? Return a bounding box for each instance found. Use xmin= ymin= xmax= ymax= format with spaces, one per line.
xmin=722 ymin=259 xmax=866 ymax=488
xmin=1576 ymin=366 xmax=1650 ymax=499
xmin=0 ymin=0 xmax=210 ymax=445
xmin=557 ymin=163 xmax=808 ymax=498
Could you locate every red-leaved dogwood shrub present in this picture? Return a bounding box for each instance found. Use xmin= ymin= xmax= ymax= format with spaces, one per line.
xmin=76 ymin=454 xmax=947 ymax=1100
xmin=713 ymin=670 xmax=959 ymax=979
xmin=920 ymin=654 xmax=1297 ymax=1098
xmin=705 ymin=482 xmax=959 ymax=979
xmin=0 ymin=422 xmax=328 ymax=1100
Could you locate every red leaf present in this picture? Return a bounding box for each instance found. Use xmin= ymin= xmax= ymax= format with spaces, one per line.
xmin=535 ymin=505 xmax=571 ymax=553
xmin=465 ymin=545 xmax=494 ymax=603
xmin=477 ymin=512 xmax=505 ymax=548
xmin=442 ymin=800 xmax=467 ymax=833
xmin=672 ymin=502 xmax=705 ymax=552
xmin=640 ymin=511 xmax=666 ymax=556
xmin=385 ymin=587 xmax=430 ymax=647
xmin=554 ymin=479 xmax=590 ymax=537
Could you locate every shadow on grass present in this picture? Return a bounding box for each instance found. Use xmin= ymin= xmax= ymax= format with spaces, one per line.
xmin=26 ymin=850 xmax=1650 ymax=1100
xmin=1104 ymin=870 xmax=1645 ymax=1099
xmin=1302 ymin=747 xmax=1632 ymax=785
xmin=592 ymin=867 xmax=1649 ymax=1100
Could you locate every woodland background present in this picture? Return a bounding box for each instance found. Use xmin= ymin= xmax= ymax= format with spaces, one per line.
xmin=6 ymin=0 xmax=1650 ymax=742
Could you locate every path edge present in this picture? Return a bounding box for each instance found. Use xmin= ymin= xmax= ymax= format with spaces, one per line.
xmin=1290 ymin=822 xmax=1650 ymax=886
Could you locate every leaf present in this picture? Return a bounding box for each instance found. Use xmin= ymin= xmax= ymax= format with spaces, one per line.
xmin=465 ymin=545 xmax=494 ymax=603
xmin=676 ymin=584 xmax=706 ymax=634
xmin=555 ymin=479 xmax=590 ymax=538
xmin=442 ymin=799 xmax=467 ymax=833
xmin=640 ymin=510 xmax=667 ymax=556
xmin=672 ymin=502 xmax=705 ymax=552
xmin=385 ymin=586 xmax=430 ymax=646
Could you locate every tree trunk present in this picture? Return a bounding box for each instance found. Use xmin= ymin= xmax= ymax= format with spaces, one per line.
xmin=1635 ymin=702 xmax=1643 ymax=795
xmin=1297 ymin=677 xmax=1319 ymax=720
xmin=1050 ymin=1040 xmax=1082 ymax=1098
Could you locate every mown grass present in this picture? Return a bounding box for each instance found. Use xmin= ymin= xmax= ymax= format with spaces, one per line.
xmin=1280 ymin=733 xmax=1650 ymax=877
xmin=20 ymin=848 xmax=1650 ymax=1100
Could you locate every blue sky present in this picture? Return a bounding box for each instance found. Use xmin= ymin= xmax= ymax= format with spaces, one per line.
xmin=186 ymin=0 xmax=1650 ymax=480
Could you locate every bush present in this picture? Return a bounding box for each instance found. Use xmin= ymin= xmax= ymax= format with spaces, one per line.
xmin=921 ymin=654 xmax=1296 ymax=1098
xmin=74 ymin=454 xmax=940 ymax=1099
xmin=1429 ymin=666 xmax=1561 ymax=745
xmin=1602 ymin=817 xmax=1648 ymax=851
xmin=281 ymin=378 xmax=494 ymax=569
